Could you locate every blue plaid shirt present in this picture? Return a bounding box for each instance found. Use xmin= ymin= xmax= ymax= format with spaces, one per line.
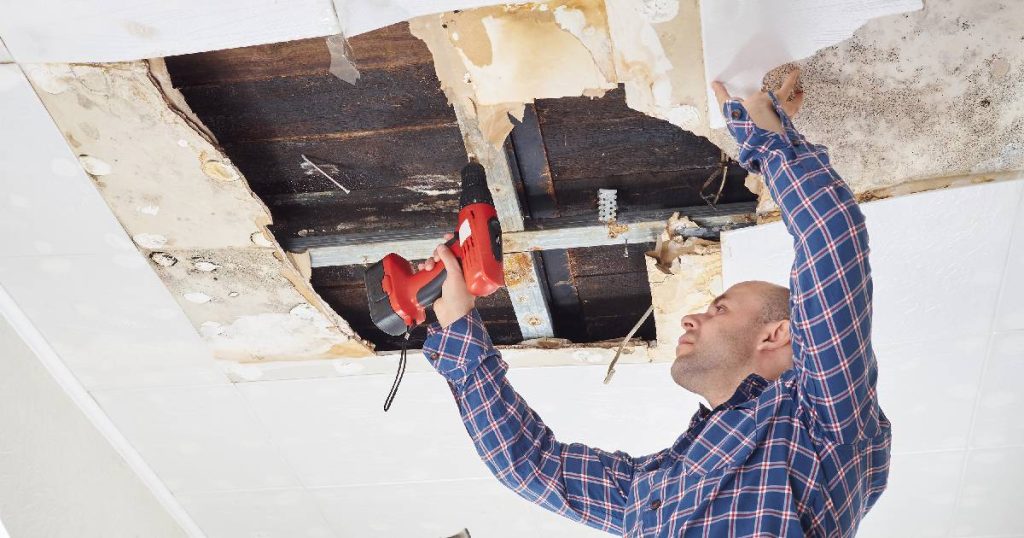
xmin=423 ymin=93 xmax=891 ymax=537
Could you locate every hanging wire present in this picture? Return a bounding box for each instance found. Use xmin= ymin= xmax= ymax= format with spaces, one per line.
xmin=384 ymin=328 xmax=416 ymax=412
xmin=603 ymin=303 xmax=655 ymax=384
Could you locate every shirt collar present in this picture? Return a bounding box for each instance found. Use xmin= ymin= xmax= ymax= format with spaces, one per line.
xmin=693 ymin=373 xmax=770 ymax=420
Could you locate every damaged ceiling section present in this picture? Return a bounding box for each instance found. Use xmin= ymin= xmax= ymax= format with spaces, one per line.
xmin=163 ymin=18 xmax=756 ymax=352
xmin=22 ymin=0 xmax=1024 ymax=363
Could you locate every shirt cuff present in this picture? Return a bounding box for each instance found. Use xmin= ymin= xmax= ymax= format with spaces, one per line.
xmin=723 ymin=91 xmax=818 ymax=174
xmin=422 ymin=308 xmax=499 ymax=390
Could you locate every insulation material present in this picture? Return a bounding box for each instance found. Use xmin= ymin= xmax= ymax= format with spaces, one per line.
xmin=699 ymin=0 xmax=923 ymax=127
xmin=24 ymin=61 xmax=373 ymax=361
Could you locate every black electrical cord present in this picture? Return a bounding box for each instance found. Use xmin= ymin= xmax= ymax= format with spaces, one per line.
xmin=383 ymin=325 xmax=419 ymax=412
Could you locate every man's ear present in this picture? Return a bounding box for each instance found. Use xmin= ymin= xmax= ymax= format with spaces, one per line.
xmin=757 ymin=320 xmax=791 ymax=351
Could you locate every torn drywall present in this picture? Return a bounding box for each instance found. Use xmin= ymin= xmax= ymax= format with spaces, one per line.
xmin=646 ymin=238 xmax=722 ymax=362
xmin=24 ymin=61 xmax=373 ymax=361
xmin=411 ymin=0 xmax=712 ymax=139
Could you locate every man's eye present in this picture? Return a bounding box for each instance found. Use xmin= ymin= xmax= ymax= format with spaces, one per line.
xmin=716 ymin=304 xmax=726 ymax=313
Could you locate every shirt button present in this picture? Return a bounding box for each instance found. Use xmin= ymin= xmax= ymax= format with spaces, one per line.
xmin=730 ymin=109 xmax=742 ymax=119
xmin=649 ymin=499 xmax=662 ymax=510
xmin=429 ymin=352 xmax=439 ymax=360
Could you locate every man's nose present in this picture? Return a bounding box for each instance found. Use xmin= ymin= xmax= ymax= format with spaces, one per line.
xmin=681 ymin=314 xmax=699 ymax=331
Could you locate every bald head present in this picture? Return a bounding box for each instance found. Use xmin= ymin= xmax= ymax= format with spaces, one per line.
xmin=672 ymin=280 xmax=793 ymax=407
xmin=752 ymin=281 xmax=791 ymax=325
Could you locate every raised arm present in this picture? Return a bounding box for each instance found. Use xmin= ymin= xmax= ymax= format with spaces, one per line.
xmin=416 ymin=239 xmax=657 ymax=534
xmin=423 ymin=309 xmax=657 ymax=534
xmin=713 ymin=70 xmax=883 ymax=445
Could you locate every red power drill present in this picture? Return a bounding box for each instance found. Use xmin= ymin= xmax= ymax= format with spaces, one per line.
xmin=365 ymin=162 xmax=505 ymax=337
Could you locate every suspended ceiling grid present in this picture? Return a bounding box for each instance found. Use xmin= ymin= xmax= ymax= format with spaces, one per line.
xmin=164 ymin=22 xmax=754 ymax=350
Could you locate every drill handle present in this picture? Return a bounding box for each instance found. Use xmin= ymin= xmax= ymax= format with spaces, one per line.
xmin=414 ymin=235 xmax=460 ymax=311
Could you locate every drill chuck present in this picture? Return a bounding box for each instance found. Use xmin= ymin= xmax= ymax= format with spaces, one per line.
xmin=460 ymin=161 xmax=492 ymax=208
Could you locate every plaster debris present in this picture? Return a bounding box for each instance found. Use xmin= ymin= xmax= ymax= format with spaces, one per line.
xmin=149 ymin=252 xmax=178 ymax=267
xmin=184 ymin=291 xmax=213 ymax=304
xmin=137 ymin=204 xmax=160 ymax=215
xmin=77 ymin=154 xmax=112 ymax=176
xmin=192 ymin=259 xmax=220 ymax=272
xmin=200 ymin=158 xmax=240 ymax=182
xmin=250 ymin=231 xmax=275 ymax=248
xmin=133 ymin=233 xmax=168 ymax=249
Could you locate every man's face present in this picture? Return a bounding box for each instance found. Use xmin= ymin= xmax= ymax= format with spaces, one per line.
xmin=671 ymin=282 xmax=765 ymax=393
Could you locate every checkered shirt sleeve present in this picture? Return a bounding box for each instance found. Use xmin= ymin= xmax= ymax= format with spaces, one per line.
xmin=723 ymin=93 xmax=883 ymax=445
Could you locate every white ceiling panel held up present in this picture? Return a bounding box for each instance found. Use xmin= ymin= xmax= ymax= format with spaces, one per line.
xmin=699 ymin=0 xmax=922 ymax=127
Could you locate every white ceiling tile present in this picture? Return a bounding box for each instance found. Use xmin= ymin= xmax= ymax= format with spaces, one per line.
xmin=949 ymin=447 xmax=1024 ymax=536
xmin=875 ymin=335 xmax=987 ymax=454
xmin=994 ymin=188 xmax=1024 ymax=332
xmin=310 ymin=478 xmax=606 ymax=538
xmin=237 ymin=372 xmax=492 ymax=488
xmin=177 ymin=488 xmax=335 ymax=538
xmin=0 ymin=65 xmax=134 ymax=257
xmin=856 ymin=450 xmax=964 ymax=538
xmin=239 ymin=363 xmax=702 ymax=489
xmin=970 ymin=331 xmax=1024 ymax=449
xmin=0 ymin=0 xmax=339 ymax=63
xmin=0 ymin=253 xmax=226 ymax=390
xmin=504 ymin=363 xmax=704 ymax=455
xmin=92 ymin=385 xmax=299 ymax=493
xmin=723 ymin=179 xmax=1024 ymax=344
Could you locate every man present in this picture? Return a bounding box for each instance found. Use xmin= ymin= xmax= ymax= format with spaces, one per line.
xmin=415 ymin=69 xmax=891 ymax=537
